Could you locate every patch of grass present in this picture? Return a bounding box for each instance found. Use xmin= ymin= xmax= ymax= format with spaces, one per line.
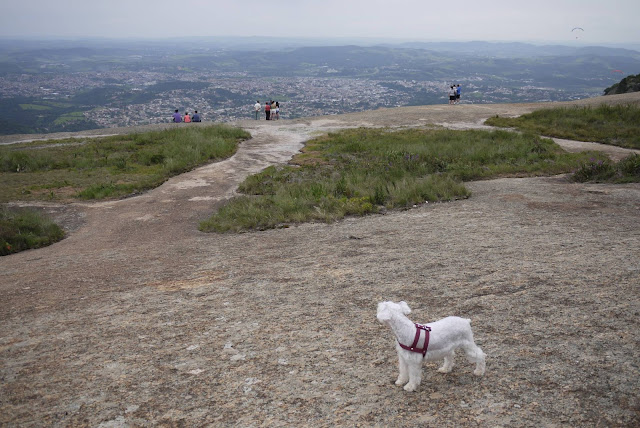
xmin=53 ymin=112 xmax=89 ymax=125
xmin=485 ymin=104 xmax=640 ymax=149
xmin=19 ymin=104 xmax=53 ymax=111
xmin=42 ymin=101 xmax=73 ymax=108
xmin=0 ymin=125 xmax=250 ymax=203
xmin=0 ymin=206 xmax=65 ymax=256
xmin=572 ymin=154 xmax=640 ymax=183
xmin=201 ymin=128 xmax=601 ymax=232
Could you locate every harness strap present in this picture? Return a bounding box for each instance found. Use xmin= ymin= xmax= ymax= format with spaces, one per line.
xmin=398 ymin=323 xmax=431 ymax=357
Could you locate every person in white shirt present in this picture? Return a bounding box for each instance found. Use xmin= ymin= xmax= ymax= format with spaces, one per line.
xmin=448 ymin=86 xmax=456 ymax=105
xmin=254 ymin=101 xmax=261 ymax=120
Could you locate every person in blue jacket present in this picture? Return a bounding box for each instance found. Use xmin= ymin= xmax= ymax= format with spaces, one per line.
xmin=192 ymin=111 xmax=201 ymax=122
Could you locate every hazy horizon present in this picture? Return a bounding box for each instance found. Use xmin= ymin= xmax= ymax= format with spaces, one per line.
xmin=1 ymin=0 xmax=639 ymax=46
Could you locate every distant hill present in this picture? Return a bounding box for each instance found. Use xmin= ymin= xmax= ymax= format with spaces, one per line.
xmin=382 ymin=41 xmax=640 ymax=59
xmin=604 ymin=74 xmax=640 ymax=95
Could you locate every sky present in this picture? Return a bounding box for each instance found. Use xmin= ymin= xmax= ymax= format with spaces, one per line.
xmin=1 ymin=0 xmax=639 ymax=45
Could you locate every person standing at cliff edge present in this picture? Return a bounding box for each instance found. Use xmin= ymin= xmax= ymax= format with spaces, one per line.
xmin=254 ymin=100 xmax=261 ymax=120
xmin=456 ymin=84 xmax=461 ymax=104
xmin=265 ymin=101 xmax=271 ymax=120
xmin=448 ymin=86 xmax=456 ymax=105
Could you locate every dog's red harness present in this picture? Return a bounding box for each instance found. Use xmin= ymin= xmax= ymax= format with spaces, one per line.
xmin=398 ymin=323 xmax=431 ymax=357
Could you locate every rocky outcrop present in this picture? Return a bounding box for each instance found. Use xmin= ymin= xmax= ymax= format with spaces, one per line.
xmin=604 ymin=73 xmax=640 ymax=95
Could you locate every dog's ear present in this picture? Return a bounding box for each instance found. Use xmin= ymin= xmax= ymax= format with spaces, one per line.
xmin=399 ymin=301 xmax=411 ymax=315
xmin=377 ymin=302 xmax=392 ymax=322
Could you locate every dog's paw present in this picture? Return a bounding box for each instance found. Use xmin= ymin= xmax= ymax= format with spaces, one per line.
xmin=395 ymin=378 xmax=407 ymax=387
xmin=403 ymin=383 xmax=418 ymax=392
xmin=473 ymin=368 xmax=485 ymax=376
xmin=437 ymin=366 xmax=452 ymax=374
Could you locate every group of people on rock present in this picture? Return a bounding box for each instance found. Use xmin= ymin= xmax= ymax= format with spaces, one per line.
xmin=448 ymin=84 xmax=461 ymax=105
xmin=172 ymin=101 xmax=283 ymax=123
xmin=172 ymin=110 xmax=202 ymax=123
xmin=172 ymin=86 xmax=461 ymax=123
xmin=254 ymin=100 xmax=280 ymax=120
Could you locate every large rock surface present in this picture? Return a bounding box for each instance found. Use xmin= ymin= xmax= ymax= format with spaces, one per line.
xmin=1 ymin=94 xmax=639 ymax=427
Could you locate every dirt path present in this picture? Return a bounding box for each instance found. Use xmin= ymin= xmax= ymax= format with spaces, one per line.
xmin=1 ymin=94 xmax=639 ymax=427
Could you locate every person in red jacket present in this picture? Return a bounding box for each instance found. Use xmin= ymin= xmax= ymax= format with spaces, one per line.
xmin=184 ymin=112 xmax=191 ymax=123
xmin=265 ymin=102 xmax=271 ymax=120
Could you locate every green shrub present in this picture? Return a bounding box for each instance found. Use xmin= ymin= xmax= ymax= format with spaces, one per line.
xmin=572 ymin=159 xmax=616 ymax=182
xmin=77 ymin=183 xmax=120 ymax=199
xmin=617 ymin=153 xmax=640 ymax=177
xmin=0 ymin=207 xmax=65 ymax=256
xmin=573 ymin=154 xmax=640 ymax=183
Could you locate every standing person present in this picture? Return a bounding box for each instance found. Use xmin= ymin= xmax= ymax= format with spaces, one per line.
xmin=456 ymin=84 xmax=461 ymax=104
xmin=254 ymin=100 xmax=261 ymax=120
xmin=448 ymin=86 xmax=456 ymax=105
xmin=192 ymin=111 xmax=201 ymax=122
xmin=172 ymin=109 xmax=182 ymax=123
xmin=275 ymin=101 xmax=280 ymax=120
xmin=265 ymin=101 xmax=271 ymax=120
xmin=184 ymin=112 xmax=191 ymax=123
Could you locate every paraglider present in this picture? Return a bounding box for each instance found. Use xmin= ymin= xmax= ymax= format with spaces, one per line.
xmin=612 ymin=70 xmax=624 ymax=74
xmin=572 ymin=27 xmax=584 ymax=39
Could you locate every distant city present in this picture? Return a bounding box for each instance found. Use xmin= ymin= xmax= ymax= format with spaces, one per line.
xmin=0 ymin=39 xmax=637 ymax=134
xmin=2 ymin=71 xmax=600 ymax=128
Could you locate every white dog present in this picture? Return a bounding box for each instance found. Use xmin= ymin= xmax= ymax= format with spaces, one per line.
xmin=377 ymin=301 xmax=486 ymax=392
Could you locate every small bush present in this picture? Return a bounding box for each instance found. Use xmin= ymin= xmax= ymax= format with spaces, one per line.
xmin=617 ymin=153 xmax=640 ymax=177
xmin=572 ymin=154 xmax=640 ymax=183
xmin=0 ymin=207 xmax=65 ymax=256
xmin=370 ymin=185 xmax=387 ymax=206
xmin=77 ymin=183 xmax=120 ymax=199
xmin=572 ymin=159 xmax=615 ymax=182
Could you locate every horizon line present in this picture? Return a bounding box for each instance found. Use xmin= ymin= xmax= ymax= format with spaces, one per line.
xmin=0 ymin=36 xmax=639 ymax=51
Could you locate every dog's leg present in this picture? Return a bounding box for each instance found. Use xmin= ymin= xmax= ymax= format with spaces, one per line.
xmin=438 ymin=350 xmax=455 ymax=373
xmin=395 ymin=353 xmax=409 ymax=386
xmin=463 ymin=343 xmax=486 ymax=376
xmin=403 ymin=360 xmax=422 ymax=392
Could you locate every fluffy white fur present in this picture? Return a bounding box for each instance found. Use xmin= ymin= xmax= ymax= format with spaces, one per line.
xmin=377 ymin=301 xmax=486 ymax=392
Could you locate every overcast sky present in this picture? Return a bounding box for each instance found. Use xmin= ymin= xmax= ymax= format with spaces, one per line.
xmin=1 ymin=0 xmax=639 ymax=45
